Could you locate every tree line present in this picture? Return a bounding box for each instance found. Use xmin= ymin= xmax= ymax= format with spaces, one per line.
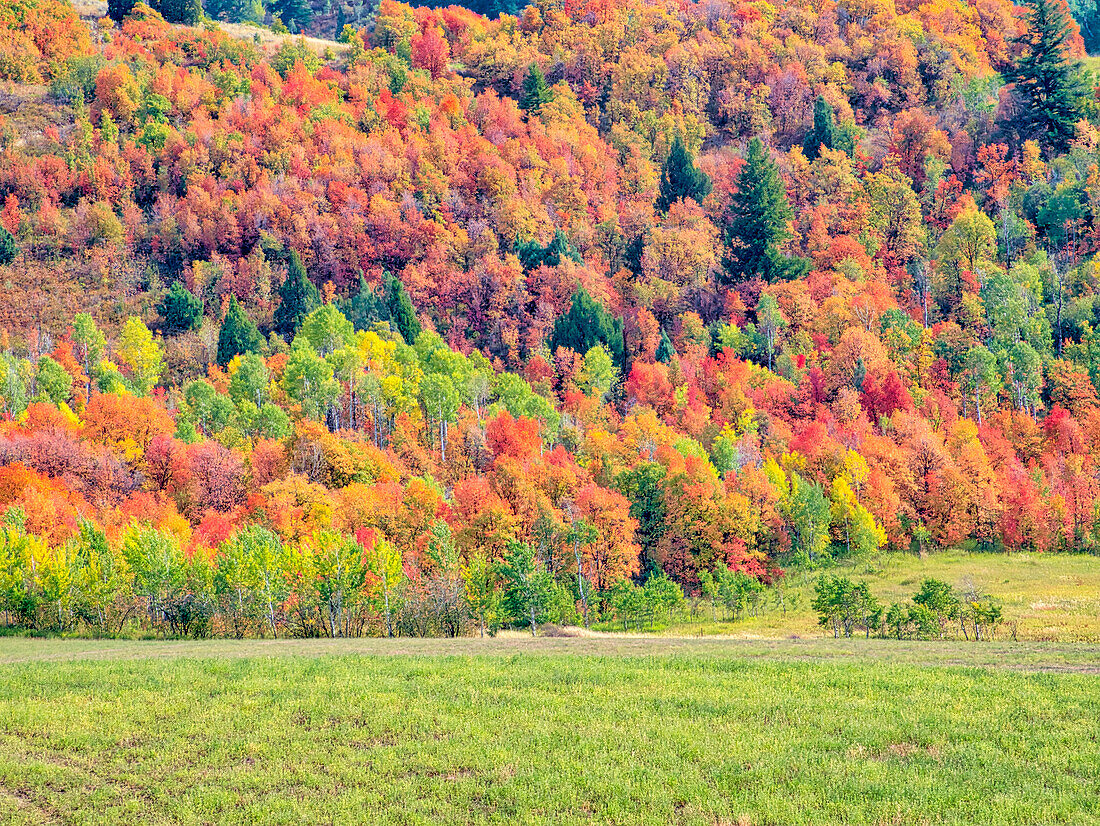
xmin=813 ymin=576 xmax=1007 ymax=641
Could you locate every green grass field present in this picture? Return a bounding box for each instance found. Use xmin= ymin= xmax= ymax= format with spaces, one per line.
xmin=634 ymin=551 xmax=1100 ymax=642
xmin=2 ymin=637 xmax=1099 ymax=825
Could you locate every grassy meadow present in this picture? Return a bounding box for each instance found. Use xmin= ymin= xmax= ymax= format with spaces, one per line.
xmin=1 ymin=637 xmax=1099 ymax=825
xmin=1 ymin=552 xmax=1098 ymax=824
xmin=626 ymin=550 xmax=1100 ymax=642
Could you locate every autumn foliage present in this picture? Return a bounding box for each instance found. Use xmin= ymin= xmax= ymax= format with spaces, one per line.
xmin=0 ymin=0 xmax=1099 ymax=636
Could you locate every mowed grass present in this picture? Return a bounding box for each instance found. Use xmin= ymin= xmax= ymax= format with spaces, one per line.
xmin=654 ymin=551 xmax=1100 ymax=642
xmin=1 ymin=639 xmax=1099 ymax=825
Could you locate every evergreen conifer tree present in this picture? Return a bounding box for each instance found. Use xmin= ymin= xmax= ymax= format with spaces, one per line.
xmin=517 ymin=230 xmax=583 ymax=270
xmin=0 ymin=226 xmax=17 ymax=267
xmin=623 ymin=233 xmax=645 ymax=277
xmin=550 ymin=289 xmax=626 ymax=369
xmin=274 ymin=251 xmax=320 ymax=339
xmin=655 ymin=136 xmax=712 ymax=213
xmin=1006 ymin=0 xmax=1089 ymax=150
xmin=157 ymin=0 xmax=202 ymax=23
xmin=724 ymin=138 xmax=808 ymax=283
xmin=217 ymin=296 xmax=264 ymax=366
xmin=520 ymin=64 xmax=553 ymax=114
xmin=384 ymin=273 xmax=421 ymax=344
xmin=655 ymin=329 xmax=675 ymax=363
xmin=339 ymin=273 xmax=388 ymax=331
xmin=270 ymin=0 xmax=312 ymax=29
xmin=802 ymin=96 xmax=838 ymax=161
xmin=158 ymin=281 xmax=203 ymax=335
xmin=107 ymin=0 xmax=136 ymax=22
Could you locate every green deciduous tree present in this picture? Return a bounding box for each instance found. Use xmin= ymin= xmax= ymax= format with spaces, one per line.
xmin=363 ymin=538 xmax=404 ymax=637
xmin=229 ymin=352 xmax=270 ymax=408
xmin=500 ymin=540 xmax=555 ymax=636
xmin=755 ymin=293 xmax=786 ymax=371
xmin=912 ymin=577 xmax=960 ymax=639
xmin=420 ymin=372 xmax=458 ymax=462
xmin=282 ymin=338 xmax=340 ymax=421
xmin=462 ymin=551 xmax=502 ymax=637
xmin=35 ymin=356 xmax=72 ymax=407
xmin=117 ymin=317 xmax=163 ymax=396
xmin=962 ymin=344 xmax=1001 ymax=425
xmin=184 ymin=380 xmax=235 ymax=435
xmin=298 ymin=305 xmax=355 ymax=357
xmin=579 ymin=345 xmax=616 ymax=402
xmin=784 ymin=471 xmax=831 ymax=567
xmin=812 ymin=576 xmax=882 ymax=638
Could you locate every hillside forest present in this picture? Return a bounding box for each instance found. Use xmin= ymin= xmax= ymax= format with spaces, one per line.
xmin=1 ymin=0 xmax=1099 ymax=637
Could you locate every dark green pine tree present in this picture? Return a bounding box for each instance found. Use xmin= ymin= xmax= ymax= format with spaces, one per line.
xmin=270 ymin=0 xmax=312 ymax=30
xmin=158 ymin=281 xmax=203 ymax=335
xmin=655 ymin=136 xmax=712 ymax=213
xmin=1078 ymin=0 xmax=1100 ymax=54
xmin=519 ymin=63 xmax=553 ymax=114
xmin=338 ymin=272 xmax=389 ymax=331
xmin=623 ymin=233 xmax=646 ymax=277
xmin=550 ymin=288 xmax=626 ymax=369
xmin=802 ymin=96 xmax=838 ymax=161
xmin=384 ymin=273 xmax=421 ymax=344
xmin=274 ymin=251 xmax=320 ymax=339
xmin=655 ymin=329 xmax=675 ymax=363
xmin=217 ymin=296 xmax=263 ymax=366
xmin=107 ymin=0 xmax=136 ymax=22
xmin=724 ymin=138 xmax=808 ymax=283
xmin=517 ymin=230 xmax=583 ymax=271
xmin=157 ymin=0 xmax=203 ymax=23
xmin=0 ymin=225 xmax=17 ymax=267
xmin=1006 ymin=0 xmax=1089 ymax=151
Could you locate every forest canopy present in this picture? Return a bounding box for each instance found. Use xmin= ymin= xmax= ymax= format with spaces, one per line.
xmin=1 ymin=0 xmax=1100 ymax=637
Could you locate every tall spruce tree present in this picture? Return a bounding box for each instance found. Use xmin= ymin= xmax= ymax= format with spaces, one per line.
xmin=270 ymin=0 xmax=312 ymax=30
xmin=724 ymin=138 xmax=808 ymax=283
xmin=550 ymin=288 xmax=626 ymax=369
xmin=1006 ymin=0 xmax=1089 ymax=151
xmin=655 ymin=329 xmax=675 ymax=363
xmin=274 ymin=251 xmax=320 ymax=339
xmin=0 ymin=226 xmax=17 ymax=267
xmin=517 ymin=230 xmax=582 ymax=271
xmin=802 ymin=96 xmax=838 ymax=161
xmin=217 ymin=296 xmax=263 ymax=366
xmin=520 ymin=64 xmax=553 ymax=114
xmin=158 ymin=281 xmax=203 ymax=334
xmin=384 ymin=273 xmax=421 ymax=344
xmin=107 ymin=0 xmax=136 ymax=21
xmin=157 ymin=0 xmax=203 ymax=23
xmin=339 ymin=272 xmax=388 ymax=331
xmin=655 ymin=136 xmax=712 ymax=213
